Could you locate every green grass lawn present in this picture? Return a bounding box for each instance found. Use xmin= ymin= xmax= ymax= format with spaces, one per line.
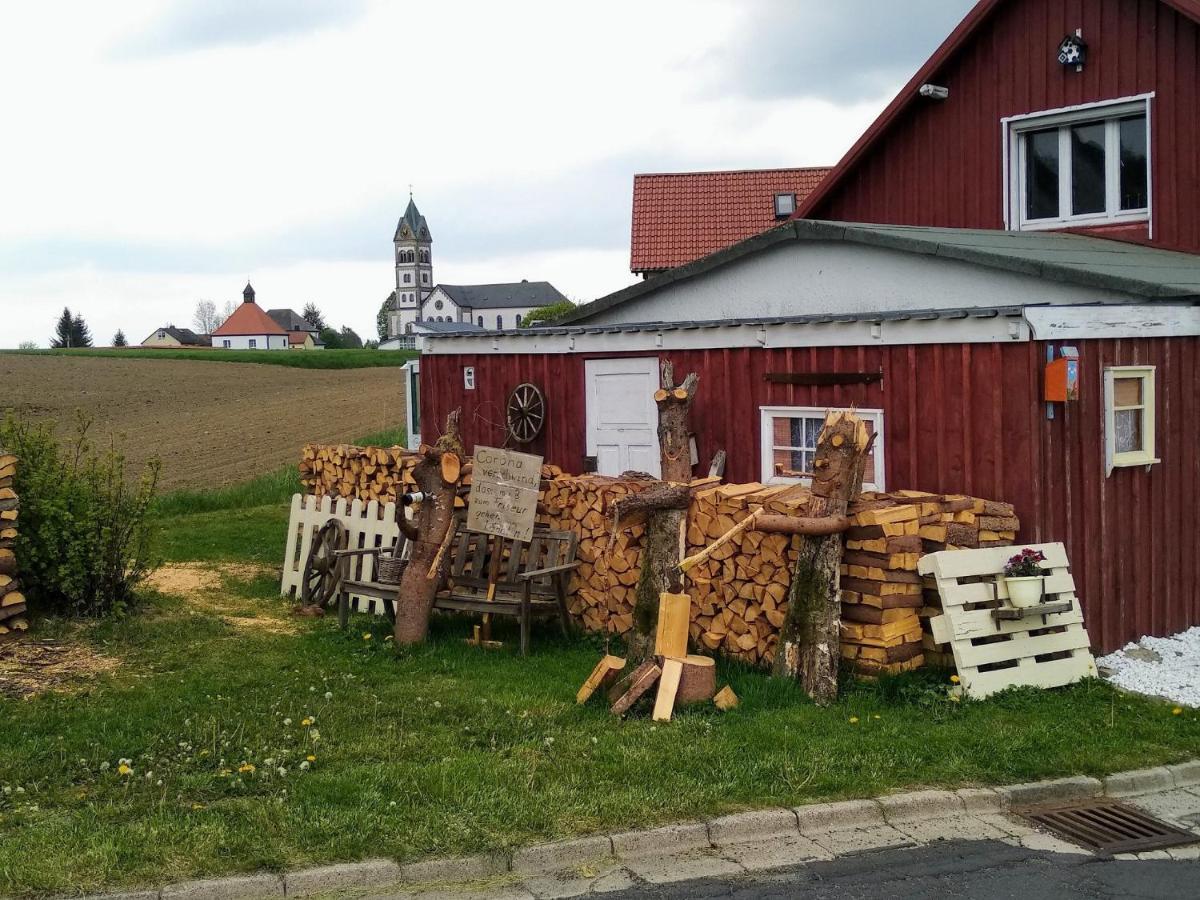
xmin=2 ymin=347 xmax=416 ymax=369
xmin=1 ymin=463 xmax=1197 ymax=896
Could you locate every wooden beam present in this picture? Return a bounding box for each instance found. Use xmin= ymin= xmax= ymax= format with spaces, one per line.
xmin=764 ymin=371 xmax=883 ymax=387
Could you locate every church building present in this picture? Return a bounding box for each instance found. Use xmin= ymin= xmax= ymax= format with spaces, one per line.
xmin=383 ymin=196 xmax=567 ymax=347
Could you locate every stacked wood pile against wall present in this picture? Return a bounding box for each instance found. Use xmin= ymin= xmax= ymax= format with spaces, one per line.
xmin=300 ymin=444 xmax=422 ymax=503
xmin=0 ymin=452 xmax=25 ymax=639
xmin=842 ymin=491 xmax=1018 ymax=677
xmin=300 ymin=443 xmax=567 ymax=505
xmin=543 ymin=475 xmax=1018 ymax=671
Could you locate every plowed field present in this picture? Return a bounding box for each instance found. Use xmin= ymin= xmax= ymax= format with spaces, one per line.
xmin=2 ymin=355 xmax=404 ymax=490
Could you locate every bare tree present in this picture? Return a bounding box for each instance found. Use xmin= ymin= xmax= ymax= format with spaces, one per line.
xmin=222 ymin=299 xmax=237 ymax=321
xmin=193 ymin=300 xmax=221 ymax=334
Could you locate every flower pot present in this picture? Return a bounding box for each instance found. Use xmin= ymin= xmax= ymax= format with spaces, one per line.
xmin=1004 ymin=575 xmax=1044 ymax=609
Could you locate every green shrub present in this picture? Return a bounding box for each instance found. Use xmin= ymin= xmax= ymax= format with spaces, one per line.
xmin=0 ymin=413 xmax=160 ymax=617
xmin=522 ymin=300 xmax=576 ymax=326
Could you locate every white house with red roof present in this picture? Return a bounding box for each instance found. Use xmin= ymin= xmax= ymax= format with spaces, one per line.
xmin=210 ymin=283 xmax=289 ymax=350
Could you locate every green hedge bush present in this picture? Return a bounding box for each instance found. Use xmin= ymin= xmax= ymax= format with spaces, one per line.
xmin=0 ymin=414 xmax=160 ymax=617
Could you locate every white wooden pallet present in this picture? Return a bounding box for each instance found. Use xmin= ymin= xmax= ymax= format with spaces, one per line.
xmin=918 ymin=542 xmax=1097 ymax=699
xmin=280 ymin=493 xmax=403 ymax=615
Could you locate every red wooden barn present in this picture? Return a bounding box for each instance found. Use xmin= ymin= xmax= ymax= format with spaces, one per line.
xmin=415 ymin=0 xmax=1200 ymax=653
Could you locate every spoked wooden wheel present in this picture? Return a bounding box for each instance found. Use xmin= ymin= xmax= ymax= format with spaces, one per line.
xmin=506 ymin=382 xmax=546 ymax=444
xmin=302 ymin=519 xmax=348 ymax=609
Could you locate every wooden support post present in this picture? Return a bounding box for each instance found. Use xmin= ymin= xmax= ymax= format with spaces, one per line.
xmin=772 ymin=411 xmax=871 ymax=705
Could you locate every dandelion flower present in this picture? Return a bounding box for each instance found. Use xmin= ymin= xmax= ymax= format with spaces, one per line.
xmin=950 ymin=675 xmax=961 ymax=684
xmin=363 ymin=633 xmax=372 ymax=641
xmin=118 ymin=764 xmax=133 ymax=776
xmin=849 ymin=717 xmax=859 ymax=725
xmin=306 ymin=755 xmax=316 ymax=763
xmin=949 ymin=695 xmax=961 ymax=703
xmin=301 ymin=717 xmax=314 ymax=727
xmin=192 ymin=803 xmax=204 ymax=810
xmin=238 ymin=763 xmax=256 ymax=774
xmin=1173 ymin=707 xmax=1184 ymax=715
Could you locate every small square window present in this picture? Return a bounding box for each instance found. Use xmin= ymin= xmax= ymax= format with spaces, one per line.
xmin=1104 ymin=366 xmax=1157 ymax=472
xmin=760 ymin=406 xmax=884 ymax=490
xmin=248 ymin=339 xmax=257 ymax=349
xmin=773 ymin=192 xmax=796 ymax=218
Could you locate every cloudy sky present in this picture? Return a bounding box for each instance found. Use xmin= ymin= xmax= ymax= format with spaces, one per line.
xmin=0 ymin=0 xmax=975 ymax=348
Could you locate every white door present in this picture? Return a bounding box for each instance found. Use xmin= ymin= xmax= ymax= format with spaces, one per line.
xmin=585 ymin=357 xmax=660 ymax=477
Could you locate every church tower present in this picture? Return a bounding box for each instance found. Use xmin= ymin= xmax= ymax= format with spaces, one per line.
xmin=390 ymin=195 xmax=433 ymax=337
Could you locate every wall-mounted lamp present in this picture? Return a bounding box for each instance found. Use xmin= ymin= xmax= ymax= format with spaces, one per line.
xmin=919 ymin=84 xmax=949 ymax=100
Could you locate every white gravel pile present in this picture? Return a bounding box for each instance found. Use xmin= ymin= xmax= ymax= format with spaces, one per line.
xmin=1097 ymin=626 xmax=1200 ymax=707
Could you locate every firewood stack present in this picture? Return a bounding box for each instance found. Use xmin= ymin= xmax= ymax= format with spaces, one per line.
xmin=545 ymin=475 xmax=1018 ymax=674
xmin=0 ymin=452 xmax=26 ymax=640
xmin=842 ymin=491 xmax=1019 ymax=677
xmin=300 ymin=442 xmax=567 ymax=504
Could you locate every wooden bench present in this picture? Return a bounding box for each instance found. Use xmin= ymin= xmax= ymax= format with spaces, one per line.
xmin=433 ymin=524 xmax=579 ymax=655
xmin=335 ymin=532 xmax=409 ymax=628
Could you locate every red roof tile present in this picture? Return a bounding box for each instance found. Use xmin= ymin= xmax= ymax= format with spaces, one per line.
xmin=212 ymin=300 xmax=288 ymax=336
xmin=630 ymin=167 xmax=832 ymax=273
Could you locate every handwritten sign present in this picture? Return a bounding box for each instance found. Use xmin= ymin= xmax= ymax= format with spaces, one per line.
xmin=466 ymin=446 xmax=543 ymax=542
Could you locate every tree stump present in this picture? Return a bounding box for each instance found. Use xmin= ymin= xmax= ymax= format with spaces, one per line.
xmin=393 ymin=409 xmax=465 ymax=645
xmin=772 ymin=411 xmax=871 ymax=705
xmin=675 ymin=655 xmax=717 ymax=704
xmin=654 ymin=360 xmax=699 ymax=484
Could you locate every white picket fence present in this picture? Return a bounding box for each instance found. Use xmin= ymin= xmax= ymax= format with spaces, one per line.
xmin=280 ymin=493 xmax=403 ymax=612
xmin=920 ymin=542 xmax=1097 ymax=699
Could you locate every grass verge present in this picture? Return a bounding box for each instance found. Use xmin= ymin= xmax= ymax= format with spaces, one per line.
xmin=2 ymin=348 xmax=416 ymax=369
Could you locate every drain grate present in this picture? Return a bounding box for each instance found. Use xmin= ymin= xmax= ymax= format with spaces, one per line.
xmin=1020 ymin=800 xmax=1200 ymax=854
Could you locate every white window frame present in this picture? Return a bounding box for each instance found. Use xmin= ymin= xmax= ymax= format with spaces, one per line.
xmin=1003 ymin=93 xmax=1153 ymax=233
xmin=759 ymin=406 xmax=885 ymax=491
xmin=1103 ymin=366 xmax=1158 ymax=474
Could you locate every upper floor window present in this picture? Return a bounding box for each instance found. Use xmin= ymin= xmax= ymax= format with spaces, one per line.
xmin=773 ymin=192 xmax=796 ymax=218
xmin=419 ymin=249 xmax=429 ymax=263
xmin=1006 ymin=96 xmax=1150 ymax=231
xmin=403 ymin=273 xmax=412 ymax=283
xmin=421 ymin=272 xmax=429 ymax=284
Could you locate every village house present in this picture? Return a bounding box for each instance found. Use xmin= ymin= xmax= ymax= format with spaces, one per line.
xmin=139 ymin=325 xmax=208 ymax=348
xmin=382 ymin=196 xmax=568 ymax=348
xmin=267 ymin=308 xmax=324 ymax=350
xmin=415 ymin=0 xmax=1200 ymax=654
xmin=210 ymin=283 xmax=288 ymax=350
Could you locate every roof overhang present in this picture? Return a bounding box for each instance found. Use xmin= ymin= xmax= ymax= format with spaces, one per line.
xmin=422 ymin=303 xmax=1200 ymax=356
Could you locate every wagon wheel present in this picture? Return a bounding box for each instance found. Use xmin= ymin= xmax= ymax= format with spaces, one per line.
xmin=302 ymin=519 xmax=348 ymax=609
xmin=506 ymin=382 xmax=546 ymax=444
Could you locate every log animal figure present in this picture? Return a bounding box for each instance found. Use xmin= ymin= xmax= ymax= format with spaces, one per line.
xmin=772 ymin=411 xmax=871 ymax=704
xmin=392 ymin=410 xmax=465 ymax=645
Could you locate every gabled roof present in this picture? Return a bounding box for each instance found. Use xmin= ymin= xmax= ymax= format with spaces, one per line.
xmin=433 ymin=281 xmax=567 ymax=310
xmin=394 ymin=197 xmax=431 ymax=242
xmin=267 ymin=309 xmax=317 ymax=332
xmin=561 ymin=220 xmax=1200 ymax=325
xmin=212 ymin=298 xmax=288 ymax=336
xmin=144 ymin=325 xmax=206 ymax=346
xmin=631 ymin=167 xmax=832 ymax=272
xmin=797 ymin=0 xmax=1200 ymax=219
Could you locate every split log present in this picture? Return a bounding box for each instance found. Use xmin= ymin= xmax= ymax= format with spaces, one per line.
xmin=393 ymin=409 xmax=465 ymax=645
xmin=611 ymin=659 xmax=661 ymax=716
xmin=772 ymin=411 xmax=872 ymax=704
xmin=656 ymin=360 xmax=699 ymax=484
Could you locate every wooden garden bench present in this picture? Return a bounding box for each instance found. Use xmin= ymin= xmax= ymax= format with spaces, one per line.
xmin=433 ymin=522 xmax=579 ymax=655
xmin=335 ymin=531 xmax=409 ymax=628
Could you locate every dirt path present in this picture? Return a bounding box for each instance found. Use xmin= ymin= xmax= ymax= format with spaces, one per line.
xmin=1 ymin=355 xmax=405 ymax=490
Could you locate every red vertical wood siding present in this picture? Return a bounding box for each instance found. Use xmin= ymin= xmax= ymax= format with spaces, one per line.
xmin=809 ymin=0 xmax=1200 ymax=254
xmin=422 ymin=336 xmax=1200 ymax=652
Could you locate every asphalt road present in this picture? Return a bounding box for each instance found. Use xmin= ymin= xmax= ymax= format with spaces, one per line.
xmin=600 ymin=839 xmax=1200 ymax=899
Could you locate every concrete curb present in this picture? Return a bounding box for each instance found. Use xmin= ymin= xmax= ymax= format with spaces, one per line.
xmin=68 ymin=758 xmax=1200 ymax=900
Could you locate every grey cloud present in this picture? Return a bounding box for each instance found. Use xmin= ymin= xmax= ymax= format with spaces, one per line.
xmin=711 ymin=0 xmax=977 ymax=103
xmin=115 ymin=0 xmax=367 ymax=56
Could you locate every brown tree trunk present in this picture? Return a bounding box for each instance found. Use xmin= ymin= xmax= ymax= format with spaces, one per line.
xmin=611 ymin=483 xmax=690 ymax=663
xmin=655 ymin=360 xmax=699 ymax=484
xmin=393 ymin=409 xmax=465 ymax=645
xmin=772 ymin=411 xmax=871 ymax=704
